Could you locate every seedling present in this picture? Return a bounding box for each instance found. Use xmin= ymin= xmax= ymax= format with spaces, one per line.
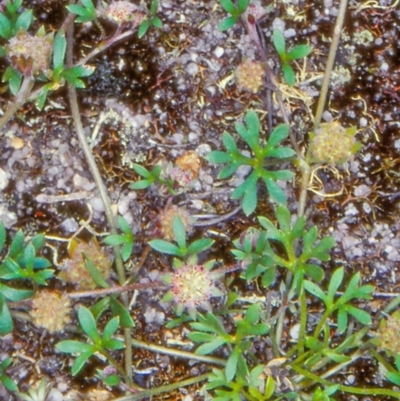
xmin=103 ymin=216 xmax=135 ymax=262
xmin=138 ymin=0 xmax=162 ymax=38
xmin=272 ymin=28 xmax=312 ymax=86
xmin=205 ymin=109 xmax=295 ymax=215
xmin=66 ymin=0 xmax=96 ymax=24
xmin=0 ymin=358 xmax=17 ymax=392
xmin=218 ymin=0 xmax=250 ymax=31
xmin=56 ymin=306 xmax=125 ymax=375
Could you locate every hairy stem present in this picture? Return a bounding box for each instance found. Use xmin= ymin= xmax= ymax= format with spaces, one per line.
xmin=65 ymin=13 xmax=132 ymax=380
xmin=0 ymin=75 xmax=34 ymax=133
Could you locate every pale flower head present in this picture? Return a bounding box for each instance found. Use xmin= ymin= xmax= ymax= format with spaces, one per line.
xmin=30 ymin=291 xmax=71 ymax=333
xmin=104 ymin=1 xmax=145 ymax=26
xmin=163 ymin=260 xmax=224 ymax=318
xmin=6 ymin=28 xmax=53 ymax=76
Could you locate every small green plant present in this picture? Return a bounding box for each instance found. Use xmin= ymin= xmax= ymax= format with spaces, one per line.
xmin=138 ymin=0 xmax=162 ymax=38
xmin=304 ymin=267 xmax=374 ymax=335
xmin=205 ymin=109 xmax=295 ymax=216
xmin=56 ymin=306 xmax=125 ymax=375
xmin=66 ymin=0 xmax=96 ymax=23
xmin=149 ymin=216 xmax=213 ymax=260
xmin=272 ymin=28 xmax=312 ymax=86
xmin=257 ymin=204 xmax=336 ymax=286
xmin=218 ymin=0 xmax=250 ymax=31
xmin=103 ymin=216 xmax=135 ymax=262
xmin=0 ymin=0 xmax=33 ymax=41
xmin=16 ymin=378 xmax=52 ymax=401
xmin=0 ymin=222 xmax=53 ymax=335
xmin=188 ymin=304 xmax=270 ymax=399
xmin=0 ymin=357 xmax=17 ymax=392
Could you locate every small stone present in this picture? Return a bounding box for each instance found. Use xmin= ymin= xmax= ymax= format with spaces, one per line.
xmin=0 ymin=168 xmax=9 ymax=190
xmin=61 ymin=218 xmax=79 ymax=233
xmin=213 ymin=46 xmax=224 ymax=58
xmin=354 ymin=184 xmax=371 ymax=197
xmin=186 ymin=62 xmax=198 ymax=76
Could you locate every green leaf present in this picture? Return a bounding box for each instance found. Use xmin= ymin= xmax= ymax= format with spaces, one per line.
xmin=15 ymin=9 xmax=33 ymax=32
xmin=150 ymin=0 xmax=159 ymax=15
xmin=386 ymin=372 xmax=400 ymax=387
xmin=103 ymin=234 xmax=126 ymax=246
xmin=121 ymin=242 xmax=133 ymax=262
xmin=302 ymin=226 xmax=318 ymax=252
xmin=266 ymin=124 xmax=289 ymax=148
xmin=220 ymin=0 xmax=236 ymax=14
xmin=286 ymin=44 xmax=312 ymax=61
xmin=237 ymin=0 xmax=250 ymax=13
xmin=283 ymin=64 xmax=295 ymax=86
xmin=78 ymin=306 xmax=101 ymax=343
xmin=303 ymin=264 xmax=324 ymax=282
xmin=218 ymin=16 xmax=237 ymax=31
xmin=56 ymin=340 xmax=92 ymax=354
xmin=328 ymin=267 xmax=344 ymax=301
xmin=102 ymin=317 xmax=119 ymax=341
xmin=149 ymin=239 xmax=182 ymax=256
xmin=242 ymin=182 xmax=258 ymax=216
xmin=187 ymin=332 xmax=216 ymax=343
xmin=337 ymin=308 xmax=348 ymax=334
xmin=196 ymin=337 xmax=227 ymax=355
xmin=109 ymin=298 xmax=134 ymax=328
xmin=23 ymin=243 xmax=35 ymax=271
xmin=265 ymin=178 xmax=287 ymax=204
xmin=53 ymin=30 xmax=66 ymax=72
xmin=324 ymin=351 xmax=351 ymax=363
xmin=130 ymin=179 xmax=152 ymax=190
xmin=304 ymin=280 xmax=326 ymax=302
xmin=0 ymin=283 xmax=33 ymax=302
xmin=225 ymin=351 xmax=239 ymax=382
xmin=276 ymin=204 xmax=291 ymax=233
xmin=2 ymin=66 xmax=22 ymax=96
xmin=187 ymin=238 xmax=214 ymax=255
xmin=71 ymin=349 xmax=94 ymax=375
xmin=218 ymin=162 xmax=240 ymax=179
xmin=345 ymin=305 xmax=371 ymax=326
xmin=236 ymin=110 xmax=260 ymax=152
xmin=151 ymin=16 xmax=162 ymax=28
xmin=103 ymin=338 xmax=125 ymax=350
xmin=0 ymin=294 xmax=13 ymax=335
xmin=290 ymin=217 xmax=305 ymax=239
xmin=222 ymin=131 xmax=239 ymax=154
xmin=272 ymin=29 xmax=286 ymax=56
xmin=206 ymin=150 xmax=232 ymax=164
xmin=0 ymin=222 xmax=5 ymax=252
xmin=173 ymin=216 xmax=187 ymax=250
xmin=118 ymin=216 xmax=131 ymax=234
xmin=0 ymin=14 xmax=12 ymax=39
xmin=131 ymin=163 xmax=152 ymax=178
xmin=138 ymin=20 xmax=150 ymax=38
xmin=267 ymin=147 xmax=296 ymax=158
xmin=84 ymin=255 xmax=110 ymax=289
xmin=1 ymin=374 xmax=17 ymax=392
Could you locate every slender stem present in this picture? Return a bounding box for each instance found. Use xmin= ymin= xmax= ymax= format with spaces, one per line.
xmin=101 ymin=349 xmax=138 ymax=389
xmin=291 ymin=363 xmax=400 ymax=398
xmin=314 ymin=0 xmax=349 ymax=129
xmin=129 ymin=338 xmax=226 ymax=366
xmin=298 ymin=0 xmax=348 ymax=218
xmin=112 ymin=373 xmax=210 ymax=401
xmin=298 ymin=288 xmax=307 ymax=355
xmin=65 ymin=14 xmax=132 ymax=380
xmin=0 ymin=75 xmax=34 ymax=133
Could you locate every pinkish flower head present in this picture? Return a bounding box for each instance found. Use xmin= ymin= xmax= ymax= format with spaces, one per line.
xmin=105 ymin=1 xmax=145 ymax=26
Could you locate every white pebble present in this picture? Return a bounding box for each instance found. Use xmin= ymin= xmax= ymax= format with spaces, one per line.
xmin=0 ymin=168 xmax=9 ymax=190
xmin=186 ymin=62 xmax=198 ymax=76
xmin=213 ymin=46 xmax=224 ymax=58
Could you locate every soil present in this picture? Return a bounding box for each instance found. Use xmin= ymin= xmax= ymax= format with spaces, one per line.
xmin=1 ymin=0 xmax=400 ymax=400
